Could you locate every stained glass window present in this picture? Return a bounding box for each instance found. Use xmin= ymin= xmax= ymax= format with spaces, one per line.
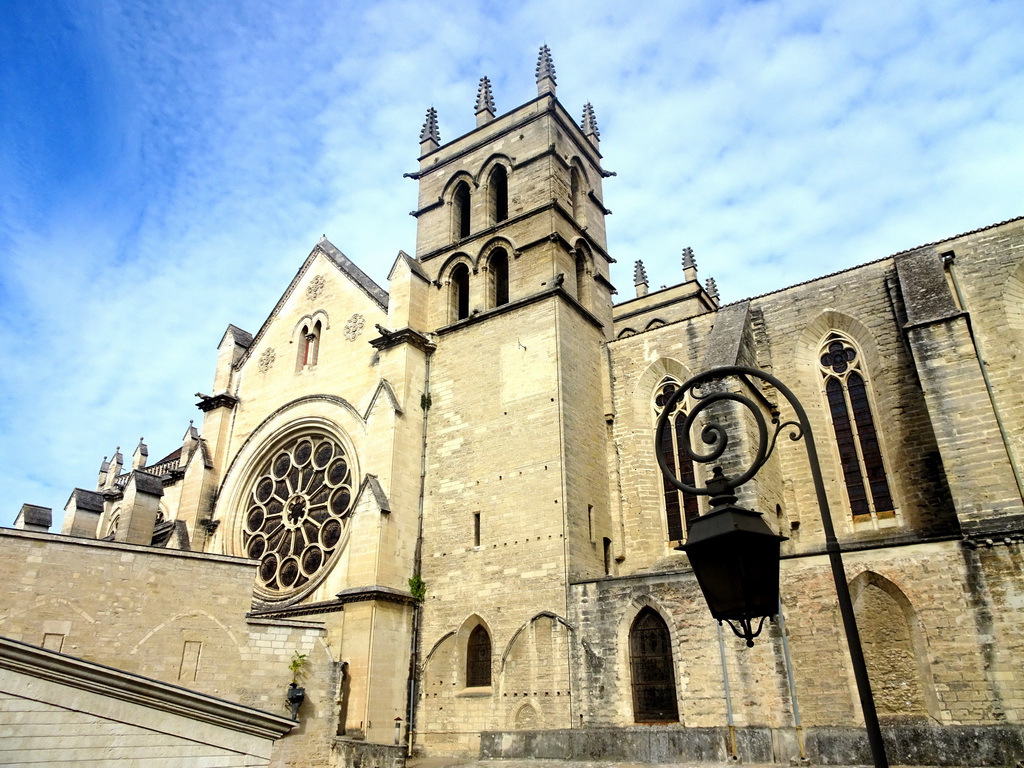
xmin=466 ymin=625 xmax=491 ymax=687
xmin=654 ymin=379 xmax=700 ymax=541
xmin=243 ymin=434 xmax=355 ymax=597
xmin=819 ymin=333 xmax=894 ymax=521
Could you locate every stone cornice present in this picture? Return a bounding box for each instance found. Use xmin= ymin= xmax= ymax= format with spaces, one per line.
xmin=368 ymin=327 xmax=436 ymax=354
xmin=247 ymin=586 xmax=417 ymax=620
xmin=196 ymin=393 xmax=239 ymax=412
xmin=0 ymin=636 xmax=294 ymax=741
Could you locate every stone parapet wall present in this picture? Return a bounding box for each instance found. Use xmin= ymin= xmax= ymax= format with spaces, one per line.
xmin=481 ymin=724 xmax=1024 ymax=765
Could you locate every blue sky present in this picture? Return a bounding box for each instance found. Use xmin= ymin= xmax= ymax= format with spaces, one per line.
xmin=2 ymin=0 xmax=1022 ymax=528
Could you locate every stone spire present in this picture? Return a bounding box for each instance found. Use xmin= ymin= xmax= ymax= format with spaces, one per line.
xmin=419 ymin=107 xmax=440 ymax=153
xmin=132 ymin=438 xmax=149 ymax=470
xmin=96 ymin=455 xmax=110 ymax=491
xmin=706 ymin=277 xmax=719 ymax=302
xmin=581 ymin=103 xmax=600 ymax=147
xmin=475 ymin=76 xmax=495 ymax=127
xmin=104 ymin=447 xmax=123 ymax=490
xmin=536 ymin=45 xmax=556 ymax=96
xmin=682 ymin=247 xmax=698 ymax=282
xmin=634 ymin=260 xmax=649 ymax=298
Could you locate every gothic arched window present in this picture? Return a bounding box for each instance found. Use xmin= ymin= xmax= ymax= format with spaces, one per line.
xmin=297 ymin=320 xmax=321 ymax=369
xmin=818 ymin=333 xmax=894 ymax=522
xmin=629 ymin=608 xmax=679 ymax=723
xmin=466 ymin=625 xmax=491 ymax=687
xmin=570 ymin=165 xmax=585 ymax=224
xmin=489 ymin=165 xmax=508 ymax=224
xmin=488 ymin=248 xmax=509 ymax=307
xmin=453 ymin=181 xmax=471 ymax=240
xmin=654 ymin=379 xmax=700 ymax=541
xmin=450 ymin=263 xmax=470 ymax=321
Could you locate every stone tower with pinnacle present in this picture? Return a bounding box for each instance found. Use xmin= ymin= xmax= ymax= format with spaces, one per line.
xmin=403 ymin=46 xmax=619 ymax=752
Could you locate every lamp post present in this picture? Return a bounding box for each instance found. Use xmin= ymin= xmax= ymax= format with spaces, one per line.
xmin=655 ymin=366 xmax=888 ymax=768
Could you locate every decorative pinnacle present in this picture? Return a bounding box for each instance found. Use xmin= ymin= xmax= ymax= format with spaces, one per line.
xmin=682 ymin=247 xmax=696 ymax=271
xmin=581 ymin=103 xmax=600 ymax=140
xmin=706 ymin=277 xmax=719 ymax=300
xmin=536 ymin=45 xmax=556 ymax=93
xmin=634 ymin=260 xmax=648 ymax=285
xmin=419 ymin=107 xmax=440 ymax=145
xmin=475 ymin=76 xmax=495 ymax=115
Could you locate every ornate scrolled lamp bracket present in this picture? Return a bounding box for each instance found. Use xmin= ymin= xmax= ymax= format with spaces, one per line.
xmin=655 ymin=368 xmax=793 ymax=647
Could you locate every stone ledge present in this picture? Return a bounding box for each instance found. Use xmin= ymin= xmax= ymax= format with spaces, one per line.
xmin=480 ymin=724 xmax=1024 ymax=766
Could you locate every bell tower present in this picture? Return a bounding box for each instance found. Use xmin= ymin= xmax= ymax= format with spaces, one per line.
xmin=407 ymin=46 xmax=615 ymax=334
xmin=410 ymin=48 xmax=619 ymax=752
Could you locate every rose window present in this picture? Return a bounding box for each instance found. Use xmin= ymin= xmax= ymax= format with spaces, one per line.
xmin=243 ymin=435 xmax=354 ymax=596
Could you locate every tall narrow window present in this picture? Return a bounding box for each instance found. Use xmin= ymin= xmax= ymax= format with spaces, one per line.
xmin=453 ymin=181 xmax=471 ymax=240
xmin=570 ymin=166 xmax=584 ymax=223
xmin=466 ymin=625 xmax=491 ymax=687
xmin=630 ymin=608 xmax=679 ymax=723
xmin=603 ymin=537 xmax=612 ymax=575
xmin=654 ymin=380 xmax=700 ymax=541
xmin=451 ymin=264 xmax=470 ymax=321
xmin=473 ymin=512 xmax=481 ymax=547
xmin=819 ymin=333 xmax=894 ymax=522
xmin=575 ymin=252 xmax=588 ymax=305
xmin=489 ymin=165 xmax=508 ymax=223
xmin=297 ymin=320 xmax=321 ymax=369
xmin=488 ymin=248 xmax=509 ymax=307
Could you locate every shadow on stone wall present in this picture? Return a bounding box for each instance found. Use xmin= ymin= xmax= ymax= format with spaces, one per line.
xmin=480 ymin=724 xmax=1024 ymax=766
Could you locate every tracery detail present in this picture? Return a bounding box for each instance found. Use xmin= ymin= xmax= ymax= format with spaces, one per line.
xmin=258 ymin=348 xmax=276 ymax=372
xmin=306 ymin=275 xmax=325 ymax=300
xmin=654 ymin=380 xmax=700 ymax=541
xmin=243 ymin=434 xmax=355 ymax=597
xmin=818 ymin=333 xmax=894 ymax=521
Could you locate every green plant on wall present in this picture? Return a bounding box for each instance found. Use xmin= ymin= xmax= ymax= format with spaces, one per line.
xmin=409 ymin=574 xmax=426 ymax=602
xmin=288 ymin=651 xmax=308 ymax=684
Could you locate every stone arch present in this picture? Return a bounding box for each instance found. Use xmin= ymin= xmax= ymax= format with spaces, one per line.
xmin=437 ymin=253 xmax=475 ymax=323
xmin=616 ymin=327 xmax=637 ymax=339
xmin=477 ymin=155 xmax=512 ymax=225
xmin=572 ymin=242 xmax=594 ymax=309
xmin=848 ymin=571 xmax=939 ymax=721
xmin=513 ymin=701 xmax=541 ymax=729
xmin=630 ymin=357 xmax=694 ymax=427
xmin=795 ymin=310 xmax=885 ymax=389
xmin=456 ymin=613 xmax=493 ymax=689
xmin=480 ymin=238 xmax=516 ymax=309
xmin=568 ymin=158 xmax=590 ymax=224
xmin=500 ymin=612 xmax=573 ymax=708
xmin=443 ymin=173 xmax=476 ymax=241
xmin=616 ymin=596 xmax=681 ymax=724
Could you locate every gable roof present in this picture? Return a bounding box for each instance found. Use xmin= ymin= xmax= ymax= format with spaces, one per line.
xmin=234 ymin=237 xmax=389 ymax=371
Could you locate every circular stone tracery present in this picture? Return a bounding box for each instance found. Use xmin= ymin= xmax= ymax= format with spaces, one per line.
xmin=243 ymin=434 xmax=354 ymax=597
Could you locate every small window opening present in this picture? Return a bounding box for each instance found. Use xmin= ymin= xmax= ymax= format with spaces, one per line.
xmin=587 ymin=504 xmax=594 ymax=541
xmin=297 ymin=320 xmax=322 ymax=369
xmin=603 ymin=537 xmax=612 ymax=575
xmin=489 ymin=248 xmax=509 ymax=307
xmin=473 ymin=512 xmax=481 ymax=547
xmin=466 ymin=625 xmax=491 ymax=687
xmin=451 ymin=264 xmax=470 ymax=321
xmin=570 ymin=166 xmax=584 ymax=223
xmin=490 ymin=165 xmax=508 ymax=223
xmin=453 ymin=181 xmax=471 ymax=240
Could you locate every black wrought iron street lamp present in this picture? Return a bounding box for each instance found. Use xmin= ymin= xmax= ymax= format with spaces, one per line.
xmin=655 ymin=365 xmax=888 ymax=768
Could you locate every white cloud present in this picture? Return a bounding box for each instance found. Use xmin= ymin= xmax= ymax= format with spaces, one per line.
xmin=1 ymin=0 xmax=1022 ymax=528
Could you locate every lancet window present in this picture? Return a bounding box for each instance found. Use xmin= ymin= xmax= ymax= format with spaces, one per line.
xmin=488 ymin=249 xmax=509 ymax=307
xmin=450 ymin=263 xmax=471 ymax=321
xmin=297 ymin=320 xmax=322 ymax=369
xmin=453 ymin=181 xmax=471 ymax=240
xmin=818 ymin=332 xmax=894 ymax=522
xmin=654 ymin=379 xmax=700 ymax=541
xmin=466 ymin=625 xmax=492 ymax=687
xmin=489 ymin=165 xmax=508 ymax=224
xmin=629 ymin=608 xmax=679 ymax=723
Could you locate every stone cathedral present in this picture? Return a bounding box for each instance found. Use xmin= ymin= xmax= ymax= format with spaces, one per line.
xmin=3 ymin=48 xmax=1024 ymax=767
